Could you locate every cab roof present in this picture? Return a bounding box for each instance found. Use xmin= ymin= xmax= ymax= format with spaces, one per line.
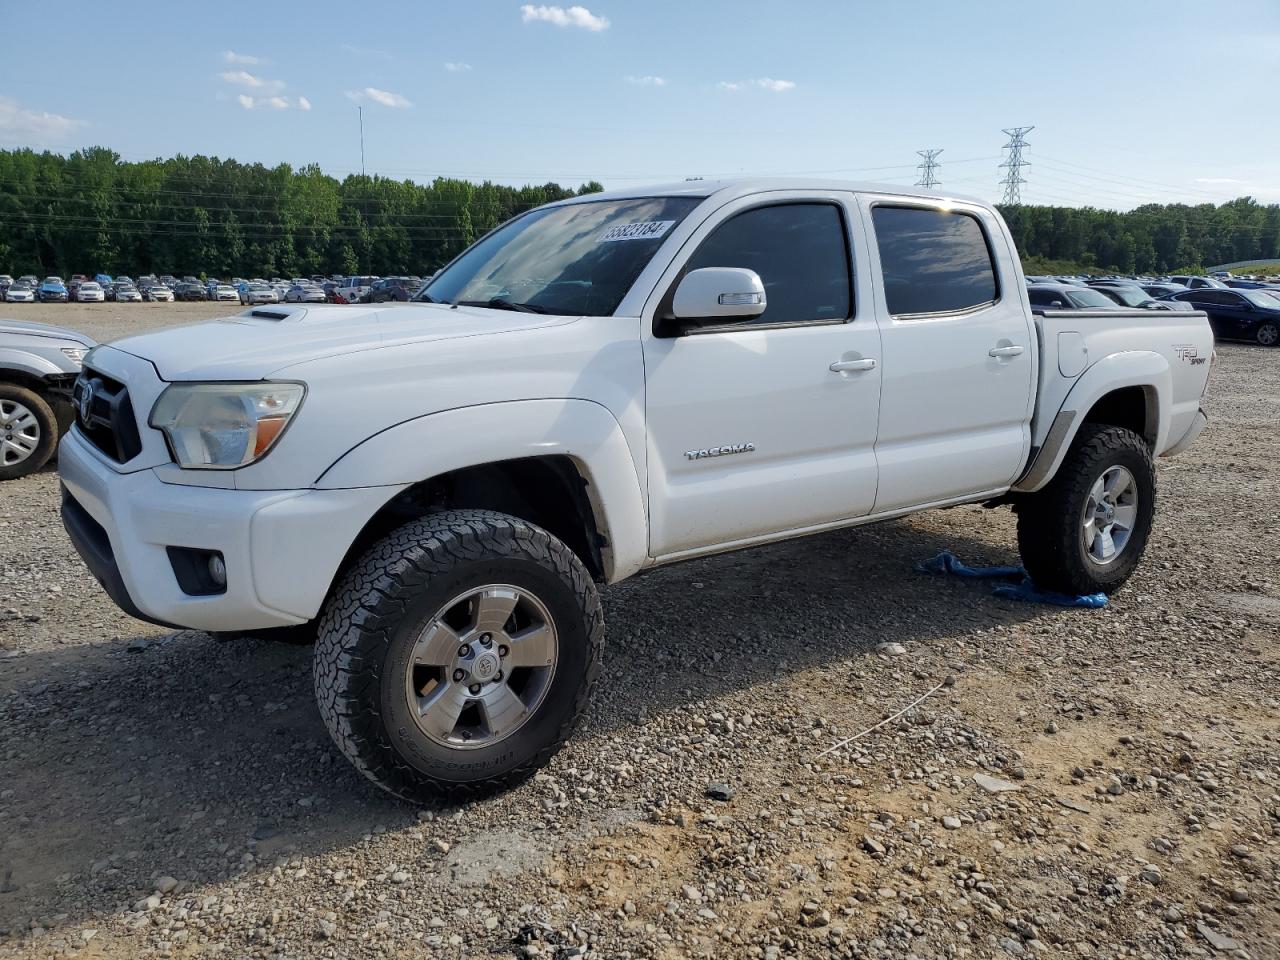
xmin=551 ymin=177 xmax=987 ymax=209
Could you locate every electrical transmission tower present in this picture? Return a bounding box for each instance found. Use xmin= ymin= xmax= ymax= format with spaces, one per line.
xmin=998 ymin=126 xmax=1034 ymax=205
xmin=915 ymin=149 xmax=943 ymax=189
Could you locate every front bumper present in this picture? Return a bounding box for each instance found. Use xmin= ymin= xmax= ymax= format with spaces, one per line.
xmin=57 ymin=429 xmax=404 ymax=631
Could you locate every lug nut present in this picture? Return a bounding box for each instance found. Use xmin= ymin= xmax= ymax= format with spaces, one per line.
xmin=480 ymin=633 xmax=493 ymax=646
xmin=468 ymin=683 xmax=482 ymax=695
xmin=452 ymin=668 xmax=466 ymax=682
xmin=493 ymin=671 xmax=504 ymax=683
xmin=458 ymin=644 xmax=471 ymax=658
xmin=498 ymin=645 xmax=509 ymax=657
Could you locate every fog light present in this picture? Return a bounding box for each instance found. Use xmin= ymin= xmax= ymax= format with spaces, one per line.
xmin=208 ymin=553 xmax=227 ymax=587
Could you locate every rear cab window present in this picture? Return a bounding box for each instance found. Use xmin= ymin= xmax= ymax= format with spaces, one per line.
xmin=870 ymin=205 xmax=1000 ymax=316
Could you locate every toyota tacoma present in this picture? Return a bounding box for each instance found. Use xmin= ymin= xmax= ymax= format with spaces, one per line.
xmin=58 ymin=180 xmax=1213 ymax=800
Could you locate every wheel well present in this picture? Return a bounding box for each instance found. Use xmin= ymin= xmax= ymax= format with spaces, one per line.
xmin=0 ymin=369 xmax=53 ymax=396
xmin=1082 ymin=386 xmax=1156 ymax=449
xmin=326 ymin=456 xmax=608 ymax=610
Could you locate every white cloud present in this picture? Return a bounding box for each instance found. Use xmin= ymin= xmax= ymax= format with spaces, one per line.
xmin=719 ymin=77 xmax=796 ymax=93
xmin=219 ymin=70 xmax=266 ymax=88
xmin=237 ymin=94 xmax=305 ymax=111
xmin=625 ymin=75 xmax=666 ymax=86
xmin=223 ymin=50 xmax=263 ymax=65
xmin=1194 ymin=177 xmax=1243 ymax=185
xmin=520 ymin=4 xmax=609 ymax=31
xmin=444 ymin=62 xmax=473 ymax=72
xmin=346 ymin=87 xmax=413 ymax=108
xmin=0 ymin=96 xmax=82 ymax=144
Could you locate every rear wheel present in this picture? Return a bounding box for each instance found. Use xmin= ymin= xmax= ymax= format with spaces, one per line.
xmin=0 ymin=385 xmax=57 ymax=481
xmin=1256 ymin=321 xmax=1279 ymax=347
xmin=313 ymin=510 xmax=602 ymax=802
xmin=1017 ymin=424 xmax=1156 ymax=595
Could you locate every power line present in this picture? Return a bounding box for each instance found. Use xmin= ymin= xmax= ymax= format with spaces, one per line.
xmin=998 ymin=126 xmax=1034 ymax=206
xmin=915 ymin=149 xmax=942 ymax=189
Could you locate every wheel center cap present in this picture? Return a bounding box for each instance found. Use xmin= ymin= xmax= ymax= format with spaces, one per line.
xmin=472 ymin=651 xmax=500 ymax=680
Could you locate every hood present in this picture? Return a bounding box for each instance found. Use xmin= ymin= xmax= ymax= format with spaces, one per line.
xmin=109 ymin=303 xmax=576 ymax=380
xmin=0 ymin=318 xmax=96 ymax=346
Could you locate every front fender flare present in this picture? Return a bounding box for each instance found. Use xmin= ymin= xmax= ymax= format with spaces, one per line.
xmin=1013 ymin=351 xmax=1171 ymax=493
xmin=315 ymin=399 xmax=648 ymax=582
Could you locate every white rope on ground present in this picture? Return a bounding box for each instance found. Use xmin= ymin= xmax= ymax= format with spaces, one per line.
xmin=814 ymin=678 xmax=949 ymax=759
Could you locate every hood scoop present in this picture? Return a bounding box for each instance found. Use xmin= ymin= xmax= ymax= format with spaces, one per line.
xmin=247 ymin=308 xmax=294 ymax=321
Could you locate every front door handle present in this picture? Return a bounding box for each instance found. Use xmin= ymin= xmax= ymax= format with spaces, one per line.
xmin=989 ymin=345 xmax=1025 ymax=358
xmin=830 ymin=358 xmax=877 ymax=373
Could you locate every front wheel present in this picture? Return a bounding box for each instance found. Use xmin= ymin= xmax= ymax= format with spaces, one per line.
xmin=1256 ymin=321 xmax=1279 ymax=347
xmin=313 ymin=510 xmax=603 ymax=802
xmin=1017 ymin=424 xmax=1156 ymax=596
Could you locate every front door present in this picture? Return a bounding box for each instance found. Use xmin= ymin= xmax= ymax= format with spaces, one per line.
xmin=642 ymin=196 xmax=882 ymax=558
xmin=860 ymin=198 xmax=1036 ymax=512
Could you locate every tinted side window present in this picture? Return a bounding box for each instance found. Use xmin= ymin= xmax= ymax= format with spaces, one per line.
xmin=685 ymin=203 xmax=851 ymax=325
xmin=871 ymin=206 xmax=999 ymax=315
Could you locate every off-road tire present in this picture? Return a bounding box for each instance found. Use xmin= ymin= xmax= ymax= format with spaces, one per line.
xmin=1017 ymin=424 xmax=1156 ymax=596
xmin=313 ymin=509 xmax=603 ymax=802
xmin=1256 ymin=321 xmax=1279 ymax=347
xmin=0 ymin=384 xmax=58 ymax=481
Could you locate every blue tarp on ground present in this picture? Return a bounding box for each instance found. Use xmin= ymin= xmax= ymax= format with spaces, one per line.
xmin=916 ymin=551 xmax=1108 ymax=608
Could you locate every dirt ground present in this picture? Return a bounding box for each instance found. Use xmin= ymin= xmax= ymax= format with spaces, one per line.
xmin=0 ymin=302 xmax=1277 ymax=959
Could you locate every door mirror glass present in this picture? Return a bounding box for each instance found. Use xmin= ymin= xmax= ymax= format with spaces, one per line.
xmin=671 ymin=267 xmax=767 ymax=323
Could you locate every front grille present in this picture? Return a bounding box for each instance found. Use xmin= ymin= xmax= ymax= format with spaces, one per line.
xmin=72 ymin=368 xmax=143 ymax=463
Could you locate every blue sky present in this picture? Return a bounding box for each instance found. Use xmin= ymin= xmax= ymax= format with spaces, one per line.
xmin=2 ymin=0 xmax=1278 ymax=209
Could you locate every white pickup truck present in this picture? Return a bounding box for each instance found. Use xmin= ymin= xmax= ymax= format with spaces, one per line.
xmin=58 ymin=179 xmax=1213 ymax=801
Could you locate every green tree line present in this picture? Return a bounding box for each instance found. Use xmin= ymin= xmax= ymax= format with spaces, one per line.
xmin=0 ymin=147 xmax=602 ymax=278
xmin=2 ymin=146 xmax=1279 ymax=278
xmin=999 ymin=198 xmax=1280 ymax=274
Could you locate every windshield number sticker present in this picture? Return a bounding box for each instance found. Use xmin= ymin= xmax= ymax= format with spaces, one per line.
xmin=596 ymin=220 xmax=676 ymax=243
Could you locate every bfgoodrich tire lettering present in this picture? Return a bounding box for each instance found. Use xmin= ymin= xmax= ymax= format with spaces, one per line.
xmin=1017 ymin=424 xmax=1156 ymax=596
xmin=313 ymin=510 xmax=603 ymax=802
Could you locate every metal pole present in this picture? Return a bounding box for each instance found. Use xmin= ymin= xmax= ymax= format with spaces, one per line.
xmin=359 ymin=106 xmax=365 ymax=177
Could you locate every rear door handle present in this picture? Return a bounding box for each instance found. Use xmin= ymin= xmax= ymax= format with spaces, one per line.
xmin=989 ymin=345 xmax=1025 ymax=358
xmin=830 ymin=358 xmax=877 ymax=373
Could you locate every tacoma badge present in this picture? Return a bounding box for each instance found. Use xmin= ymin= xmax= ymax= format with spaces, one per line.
xmin=684 ymin=443 xmax=755 ymax=461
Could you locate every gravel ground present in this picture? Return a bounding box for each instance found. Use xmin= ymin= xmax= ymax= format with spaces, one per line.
xmin=1 ymin=303 xmax=1278 ymax=959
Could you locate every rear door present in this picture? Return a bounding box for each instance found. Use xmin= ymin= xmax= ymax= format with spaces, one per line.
xmin=859 ymin=197 xmax=1036 ymax=512
xmin=641 ymin=193 xmax=882 ymax=558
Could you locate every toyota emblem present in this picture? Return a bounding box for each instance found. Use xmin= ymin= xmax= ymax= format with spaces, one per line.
xmin=78 ymin=380 xmax=95 ymax=426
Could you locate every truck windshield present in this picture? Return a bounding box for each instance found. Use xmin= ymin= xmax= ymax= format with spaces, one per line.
xmin=423 ymin=197 xmax=702 ymax=316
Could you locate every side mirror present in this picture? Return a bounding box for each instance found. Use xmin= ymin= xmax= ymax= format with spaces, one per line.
xmin=671 ymin=267 xmax=766 ymax=324
xmin=1050 ymin=300 xmax=1065 ymax=308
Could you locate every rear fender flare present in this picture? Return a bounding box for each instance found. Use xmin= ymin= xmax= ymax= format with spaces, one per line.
xmin=1014 ymin=351 xmax=1170 ymax=493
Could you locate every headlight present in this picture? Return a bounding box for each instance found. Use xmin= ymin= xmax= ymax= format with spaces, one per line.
xmin=60 ymin=346 xmax=88 ymax=364
xmin=149 ymin=382 xmax=305 ymax=470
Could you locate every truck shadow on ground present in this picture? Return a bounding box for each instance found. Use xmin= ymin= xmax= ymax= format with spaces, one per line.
xmin=0 ymin=515 xmax=1048 ymax=935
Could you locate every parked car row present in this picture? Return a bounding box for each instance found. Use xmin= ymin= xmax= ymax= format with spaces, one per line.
xmin=1 ymin=270 xmax=438 ymax=307
xmin=1026 ymin=276 xmax=1280 ymax=346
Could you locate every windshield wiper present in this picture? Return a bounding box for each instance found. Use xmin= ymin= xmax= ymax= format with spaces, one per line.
xmin=453 ymin=297 xmax=549 ymax=314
